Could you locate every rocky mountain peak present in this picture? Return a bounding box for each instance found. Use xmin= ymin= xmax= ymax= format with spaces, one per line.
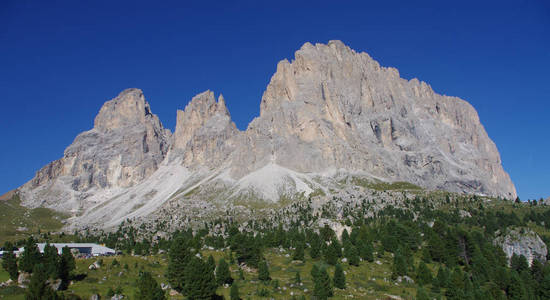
xmin=93 ymin=88 xmax=156 ymax=132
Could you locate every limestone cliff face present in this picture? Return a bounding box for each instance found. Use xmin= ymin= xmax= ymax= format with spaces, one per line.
xmin=171 ymin=90 xmax=239 ymax=169
xmin=18 ymin=41 xmax=516 ymax=227
xmin=233 ymin=41 xmax=516 ymax=198
xmin=20 ymin=88 xmax=171 ymax=210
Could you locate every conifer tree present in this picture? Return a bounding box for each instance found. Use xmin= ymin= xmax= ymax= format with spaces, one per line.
xmin=309 ymin=234 xmax=322 ymax=259
xmin=166 ymin=236 xmax=191 ymax=292
xmin=313 ymin=267 xmax=333 ymax=300
xmin=359 ymin=241 xmax=374 ymax=262
xmin=230 ymin=281 xmax=240 ymax=300
xmin=42 ymin=243 xmax=59 ymax=279
xmin=1 ymin=241 xmax=18 ymax=280
xmin=333 ymin=264 xmax=346 ymax=289
xmin=258 ymin=260 xmax=270 ymax=282
xmin=216 ymin=258 xmax=233 ymax=286
xmin=345 ymin=242 xmax=360 ymax=266
xmin=135 ymin=271 xmax=166 ymax=300
xmin=416 ymin=286 xmax=430 ymax=300
xmin=58 ymin=246 xmax=75 ymax=289
xmin=206 ymin=255 xmax=215 ymax=274
xmin=325 ymin=241 xmax=339 ymax=265
xmin=391 ymin=250 xmax=407 ymax=280
xmin=293 ymin=242 xmax=305 ymax=261
xmin=26 ymin=264 xmax=58 ymax=300
xmin=19 ymin=237 xmax=41 ymax=273
xmin=507 ymin=271 xmax=527 ymax=300
xmin=416 ymin=261 xmax=432 ymax=286
xmin=184 ymin=257 xmax=217 ymax=300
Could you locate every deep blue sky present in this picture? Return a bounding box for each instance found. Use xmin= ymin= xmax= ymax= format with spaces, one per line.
xmin=1 ymin=1 xmax=549 ymax=200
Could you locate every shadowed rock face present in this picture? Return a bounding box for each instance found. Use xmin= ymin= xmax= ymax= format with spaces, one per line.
xmin=18 ymin=41 xmax=516 ymax=226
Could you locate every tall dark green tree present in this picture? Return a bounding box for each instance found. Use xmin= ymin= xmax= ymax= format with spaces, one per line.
xmin=416 ymin=261 xmax=432 ymax=286
xmin=325 ymin=241 xmax=339 ymax=265
xmin=510 ymin=254 xmax=529 ymax=273
xmin=345 ymin=242 xmax=359 ymax=266
xmin=183 ymin=257 xmax=217 ymax=300
xmin=358 ymin=240 xmax=374 ymax=262
xmin=166 ymin=236 xmax=191 ymax=292
xmin=293 ymin=242 xmax=305 ymax=261
xmin=1 ymin=241 xmax=18 ymax=280
xmin=416 ymin=287 xmax=430 ymax=300
xmin=206 ymin=255 xmax=216 ymax=274
xmin=391 ymin=250 xmax=408 ymax=280
xmin=258 ymin=260 xmax=270 ymax=282
xmin=57 ymin=246 xmax=75 ymax=290
xmin=333 ymin=264 xmax=346 ymax=289
xmin=19 ymin=237 xmax=41 ymax=273
xmin=135 ymin=271 xmax=166 ymax=300
xmin=507 ymin=271 xmax=527 ymax=300
xmin=25 ymin=264 xmax=58 ymax=300
xmin=216 ymin=258 xmax=233 ymax=285
xmin=42 ymin=243 xmax=59 ymax=279
xmin=313 ymin=267 xmax=333 ymax=300
xmin=309 ymin=234 xmax=322 ymax=259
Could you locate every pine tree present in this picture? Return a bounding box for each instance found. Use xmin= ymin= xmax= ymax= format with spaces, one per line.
xmin=166 ymin=236 xmax=191 ymax=292
xmin=258 ymin=260 xmax=270 ymax=282
xmin=19 ymin=237 xmax=41 ymax=273
xmin=507 ymin=271 xmax=527 ymax=300
xmin=434 ymin=266 xmax=449 ymax=288
xmin=58 ymin=246 xmax=75 ymax=290
xmin=293 ymin=242 xmax=305 ymax=261
xmin=416 ymin=261 xmax=432 ymax=286
xmin=358 ymin=241 xmax=374 ymax=262
xmin=325 ymin=241 xmax=339 ymax=265
xmin=1 ymin=241 xmax=18 ymax=280
xmin=42 ymin=243 xmax=59 ymax=279
xmin=313 ymin=267 xmax=333 ymax=300
xmin=333 ymin=264 xmax=346 ymax=289
xmin=345 ymin=242 xmax=360 ymax=266
xmin=135 ymin=271 xmax=166 ymax=300
xmin=416 ymin=286 xmax=430 ymax=300
xmin=216 ymin=258 xmax=233 ymax=285
xmin=230 ymin=281 xmax=240 ymax=300
xmin=510 ymin=254 xmax=529 ymax=273
xmin=25 ymin=264 xmax=58 ymax=300
xmin=309 ymin=234 xmax=322 ymax=259
xmin=184 ymin=257 xmax=217 ymax=300
xmin=391 ymin=250 xmax=407 ymax=280
xmin=206 ymin=255 xmax=216 ymax=274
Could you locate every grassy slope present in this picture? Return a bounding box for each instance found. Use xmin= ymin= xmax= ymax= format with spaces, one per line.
xmin=0 ymin=194 xmax=67 ymax=244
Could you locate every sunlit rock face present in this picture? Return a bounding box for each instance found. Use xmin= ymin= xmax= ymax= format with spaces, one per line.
xmin=233 ymin=40 xmax=516 ymax=199
xmin=19 ymin=88 xmax=171 ymax=211
xmin=18 ymin=41 xmax=516 ymax=228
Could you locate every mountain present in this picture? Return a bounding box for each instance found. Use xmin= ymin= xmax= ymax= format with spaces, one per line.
xmin=17 ymin=41 xmax=516 ymax=229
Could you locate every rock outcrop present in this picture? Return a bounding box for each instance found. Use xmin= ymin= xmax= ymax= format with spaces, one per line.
xmin=231 ymin=41 xmax=515 ymax=198
xmin=17 ymin=41 xmax=517 ymax=228
xmin=493 ymin=227 xmax=548 ymax=266
xmin=171 ymin=91 xmax=239 ymax=169
xmin=19 ymin=89 xmax=171 ymax=211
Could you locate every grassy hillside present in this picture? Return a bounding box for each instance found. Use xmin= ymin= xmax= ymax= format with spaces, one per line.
xmin=0 ymin=194 xmax=67 ymax=244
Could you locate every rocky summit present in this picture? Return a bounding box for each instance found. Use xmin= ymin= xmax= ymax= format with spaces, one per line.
xmin=18 ymin=41 xmax=516 ymax=229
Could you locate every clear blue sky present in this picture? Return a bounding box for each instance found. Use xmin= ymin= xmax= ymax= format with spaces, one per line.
xmin=1 ymin=1 xmax=549 ymax=200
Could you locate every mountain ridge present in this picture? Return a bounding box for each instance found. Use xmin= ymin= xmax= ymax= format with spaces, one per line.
xmin=17 ymin=40 xmax=516 ymax=229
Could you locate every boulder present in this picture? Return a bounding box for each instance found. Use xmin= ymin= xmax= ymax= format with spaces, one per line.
xmin=493 ymin=227 xmax=548 ymax=266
